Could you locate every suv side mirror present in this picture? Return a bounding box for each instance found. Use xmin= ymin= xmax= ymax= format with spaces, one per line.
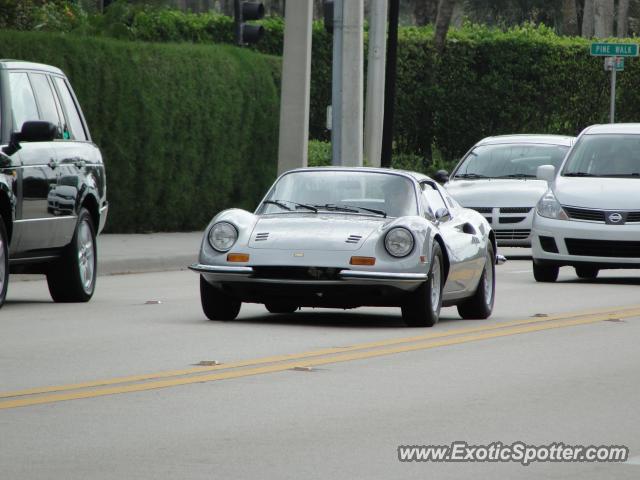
xmin=433 ymin=169 xmax=450 ymax=184
xmin=537 ymin=164 xmax=556 ymax=182
xmin=2 ymin=121 xmax=58 ymax=156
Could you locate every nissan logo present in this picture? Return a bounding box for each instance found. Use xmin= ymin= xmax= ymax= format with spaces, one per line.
xmin=608 ymin=212 xmax=623 ymax=223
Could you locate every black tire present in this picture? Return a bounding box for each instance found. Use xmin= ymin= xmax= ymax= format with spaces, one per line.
xmin=533 ymin=262 xmax=559 ymax=283
xmin=401 ymin=243 xmax=444 ymax=327
xmin=200 ymin=276 xmax=241 ymax=321
xmin=47 ymin=208 xmax=97 ymax=302
xmin=265 ymin=303 xmax=298 ymax=314
xmin=0 ymin=214 xmax=8 ymax=309
xmin=575 ymin=266 xmax=599 ymax=279
xmin=457 ymin=243 xmax=495 ymax=320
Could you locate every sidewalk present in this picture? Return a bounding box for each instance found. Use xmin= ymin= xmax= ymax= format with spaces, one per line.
xmin=97 ymin=232 xmax=202 ymax=276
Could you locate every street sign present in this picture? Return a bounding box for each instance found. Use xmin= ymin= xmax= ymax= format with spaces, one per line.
xmin=604 ymin=56 xmax=624 ymax=72
xmin=591 ymin=42 xmax=638 ymax=57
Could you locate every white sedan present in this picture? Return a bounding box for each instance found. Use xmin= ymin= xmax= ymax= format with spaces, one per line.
xmin=445 ymin=135 xmax=574 ymax=246
xmin=532 ymin=123 xmax=640 ymax=281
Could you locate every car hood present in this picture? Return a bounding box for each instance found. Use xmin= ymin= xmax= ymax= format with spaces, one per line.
xmin=554 ymin=177 xmax=640 ymax=209
xmin=248 ymin=214 xmax=389 ymax=250
xmin=445 ymin=179 xmax=548 ymax=207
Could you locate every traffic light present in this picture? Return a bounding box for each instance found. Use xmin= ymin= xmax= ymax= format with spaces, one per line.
xmin=323 ymin=0 xmax=334 ymax=34
xmin=234 ymin=1 xmax=265 ymax=46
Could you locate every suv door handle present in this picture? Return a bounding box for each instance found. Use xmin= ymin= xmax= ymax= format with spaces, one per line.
xmin=48 ymin=158 xmax=58 ymax=169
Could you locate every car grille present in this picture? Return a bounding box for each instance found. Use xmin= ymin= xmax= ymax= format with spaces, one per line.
xmin=626 ymin=212 xmax=640 ymax=223
xmin=564 ymin=207 xmax=606 ymax=222
xmin=500 ymin=207 xmax=532 ymax=213
xmin=469 ymin=207 xmax=493 ymax=214
xmin=495 ymin=229 xmax=531 ymax=240
xmin=499 ymin=216 xmax=526 ymax=224
xmin=565 ymin=238 xmax=640 ymax=258
xmin=251 ymin=266 xmax=341 ymax=281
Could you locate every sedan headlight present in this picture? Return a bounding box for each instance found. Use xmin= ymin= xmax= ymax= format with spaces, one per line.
xmin=384 ymin=227 xmax=414 ymax=258
xmin=208 ymin=222 xmax=238 ymax=252
xmin=536 ymin=190 xmax=569 ymax=220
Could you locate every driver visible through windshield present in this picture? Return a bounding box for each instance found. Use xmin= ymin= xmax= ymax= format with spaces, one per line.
xmin=258 ymin=171 xmax=419 ymax=218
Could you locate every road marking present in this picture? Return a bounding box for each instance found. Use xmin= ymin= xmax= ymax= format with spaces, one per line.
xmin=2 ymin=304 xmax=639 ymax=400
xmin=1 ymin=306 xmax=639 ymax=410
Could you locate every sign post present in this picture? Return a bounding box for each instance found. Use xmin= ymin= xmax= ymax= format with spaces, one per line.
xmin=591 ymin=43 xmax=639 ymax=123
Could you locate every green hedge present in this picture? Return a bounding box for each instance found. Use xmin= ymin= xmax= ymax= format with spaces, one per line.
xmin=0 ymin=30 xmax=281 ymax=232
xmin=75 ymin=8 xmax=629 ymax=161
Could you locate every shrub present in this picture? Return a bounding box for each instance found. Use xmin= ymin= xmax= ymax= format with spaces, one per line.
xmin=0 ymin=30 xmax=281 ymax=232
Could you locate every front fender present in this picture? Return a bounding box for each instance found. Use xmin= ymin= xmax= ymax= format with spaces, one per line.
xmin=199 ymin=209 xmax=257 ymax=264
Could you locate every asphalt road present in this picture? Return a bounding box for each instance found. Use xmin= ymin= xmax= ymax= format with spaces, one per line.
xmin=2 ymin=255 xmax=640 ymax=479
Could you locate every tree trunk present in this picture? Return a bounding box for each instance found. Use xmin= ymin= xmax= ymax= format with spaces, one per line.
xmin=594 ymin=0 xmax=614 ymax=37
xmin=413 ymin=0 xmax=438 ymax=25
xmin=562 ymin=0 xmax=579 ymax=35
xmin=434 ymin=0 xmax=456 ymax=52
xmin=582 ymin=0 xmax=595 ymax=36
xmin=618 ymin=0 xmax=630 ymax=36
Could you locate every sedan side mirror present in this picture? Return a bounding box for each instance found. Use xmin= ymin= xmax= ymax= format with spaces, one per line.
xmin=2 ymin=121 xmax=58 ymax=156
xmin=536 ymin=164 xmax=556 ymax=182
xmin=433 ymin=169 xmax=450 ymax=184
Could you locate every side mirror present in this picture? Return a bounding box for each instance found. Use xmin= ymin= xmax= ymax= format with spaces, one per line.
xmin=433 ymin=169 xmax=450 ymax=184
xmin=435 ymin=207 xmax=450 ymax=222
xmin=536 ymin=164 xmax=556 ymax=182
xmin=2 ymin=121 xmax=58 ymax=156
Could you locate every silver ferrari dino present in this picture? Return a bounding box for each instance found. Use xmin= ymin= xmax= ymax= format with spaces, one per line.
xmin=190 ymin=167 xmax=502 ymax=327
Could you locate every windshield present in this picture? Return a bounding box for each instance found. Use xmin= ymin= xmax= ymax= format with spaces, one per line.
xmin=258 ymin=170 xmax=419 ymax=217
xmin=454 ymin=143 xmax=569 ymax=179
xmin=562 ymin=134 xmax=640 ymax=178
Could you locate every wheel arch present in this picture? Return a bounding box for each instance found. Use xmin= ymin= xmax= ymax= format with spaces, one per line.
xmin=432 ymin=234 xmax=450 ymax=281
xmin=0 ymin=188 xmax=14 ymax=244
xmin=80 ymin=193 xmax=99 ymax=231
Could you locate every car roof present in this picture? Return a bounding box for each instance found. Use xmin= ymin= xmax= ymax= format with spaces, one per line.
xmin=475 ymin=134 xmax=575 ymax=147
xmin=582 ymin=123 xmax=640 ymax=135
xmin=0 ymin=60 xmax=64 ymax=75
xmin=284 ymin=166 xmax=432 ymax=183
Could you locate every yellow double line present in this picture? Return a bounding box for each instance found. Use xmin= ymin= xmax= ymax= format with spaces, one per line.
xmin=1 ymin=304 xmax=639 ymax=410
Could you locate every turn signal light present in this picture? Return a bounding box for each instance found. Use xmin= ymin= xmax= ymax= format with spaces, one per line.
xmin=227 ymin=253 xmax=250 ymax=262
xmin=350 ymin=256 xmax=376 ymax=266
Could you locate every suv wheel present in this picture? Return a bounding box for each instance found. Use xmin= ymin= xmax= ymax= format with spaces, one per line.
xmin=47 ymin=208 xmax=97 ymax=302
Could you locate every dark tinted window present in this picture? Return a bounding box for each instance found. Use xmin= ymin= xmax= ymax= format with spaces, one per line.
xmin=52 ymin=76 xmax=87 ymax=141
xmin=30 ymin=73 xmax=62 ymax=132
xmin=562 ymin=134 xmax=640 ymax=177
xmin=9 ymin=72 xmax=39 ymax=130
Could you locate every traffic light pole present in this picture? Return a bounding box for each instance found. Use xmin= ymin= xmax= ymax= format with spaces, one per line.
xmin=277 ymin=0 xmax=314 ymax=174
xmin=364 ymin=0 xmax=388 ymax=168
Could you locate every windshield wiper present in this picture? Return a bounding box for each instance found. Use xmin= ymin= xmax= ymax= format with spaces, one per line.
xmin=263 ymin=199 xmax=318 ymax=213
xmin=454 ymin=173 xmax=488 ymax=179
xmin=314 ymin=203 xmax=387 ymax=217
xmin=493 ymin=173 xmax=537 ymax=179
xmin=341 ymin=204 xmax=387 ymax=217
xmin=563 ymin=172 xmax=596 ymax=177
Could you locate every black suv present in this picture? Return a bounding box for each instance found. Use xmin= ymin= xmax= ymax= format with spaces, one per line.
xmin=0 ymin=61 xmax=107 ymax=308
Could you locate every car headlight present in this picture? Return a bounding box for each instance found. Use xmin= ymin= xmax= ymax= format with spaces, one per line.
xmin=536 ymin=190 xmax=568 ymax=220
xmin=384 ymin=227 xmax=414 ymax=258
xmin=208 ymin=222 xmax=238 ymax=252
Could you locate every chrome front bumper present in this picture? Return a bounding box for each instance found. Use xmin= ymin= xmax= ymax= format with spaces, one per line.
xmin=189 ymin=263 xmax=428 ymax=286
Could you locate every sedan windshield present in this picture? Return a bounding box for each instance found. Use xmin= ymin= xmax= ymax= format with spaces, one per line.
xmin=454 ymin=144 xmax=569 ymax=179
xmin=258 ymin=171 xmax=418 ymax=217
xmin=562 ymin=134 xmax=640 ymax=178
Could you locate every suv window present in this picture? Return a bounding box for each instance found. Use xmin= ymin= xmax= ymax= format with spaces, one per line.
xmin=9 ymin=72 xmax=39 ymax=130
xmin=29 ymin=73 xmax=62 ymax=134
xmin=52 ymin=76 xmax=87 ymax=141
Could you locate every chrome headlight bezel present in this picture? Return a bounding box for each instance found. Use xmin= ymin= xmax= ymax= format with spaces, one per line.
xmin=384 ymin=227 xmax=415 ymax=258
xmin=208 ymin=221 xmax=238 ymax=252
xmin=536 ymin=190 xmax=569 ymax=220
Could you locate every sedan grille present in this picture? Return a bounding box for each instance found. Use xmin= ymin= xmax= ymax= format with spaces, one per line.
xmin=565 ymin=238 xmax=640 ymax=258
xmin=251 ymin=266 xmax=340 ymax=281
xmin=499 ymin=217 xmax=526 ymax=224
xmin=469 ymin=207 xmax=493 ymax=214
xmin=500 ymin=207 xmax=532 ymax=213
xmin=564 ymin=207 xmax=606 ymax=223
xmin=625 ymin=212 xmax=640 ymax=223
xmin=495 ymin=229 xmax=531 ymax=240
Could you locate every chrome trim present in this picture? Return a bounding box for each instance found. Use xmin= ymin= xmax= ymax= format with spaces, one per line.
xmin=189 ymin=264 xmax=253 ymax=274
xmin=13 ymin=216 xmax=76 ymax=223
xmin=338 ymin=270 xmax=428 ymax=281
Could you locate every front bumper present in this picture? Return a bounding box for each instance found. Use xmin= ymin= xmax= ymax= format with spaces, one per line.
xmin=532 ymin=213 xmax=640 ymax=268
xmin=189 ymin=263 xmax=427 ymax=287
xmin=471 ymin=207 xmax=534 ymax=247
